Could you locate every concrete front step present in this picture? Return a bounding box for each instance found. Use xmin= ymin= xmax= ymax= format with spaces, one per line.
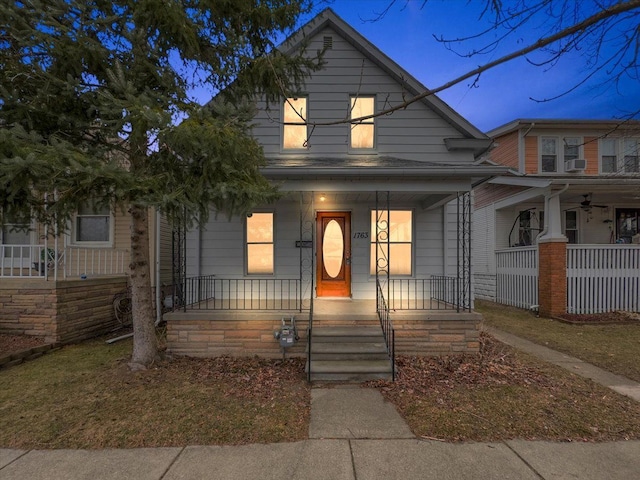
xmin=307 ymin=359 xmax=393 ymax=382
xmin=310 ymin=341 xmax=389 ymax=361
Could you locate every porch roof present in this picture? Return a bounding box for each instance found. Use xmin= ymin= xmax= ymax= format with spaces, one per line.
xmin=262 ymin=155 xmax=508 ymax=179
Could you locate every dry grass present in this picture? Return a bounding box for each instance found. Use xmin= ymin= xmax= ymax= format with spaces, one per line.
xmin=0 ymin=337 xmax=310 ymax=449
xmin=477 ymin=300 xmax=640 ymax=382
xmin=369 ymin=334 xmax=640 ymax=442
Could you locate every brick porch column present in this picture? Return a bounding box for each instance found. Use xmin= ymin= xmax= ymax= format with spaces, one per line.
xmin=538 ymin=238 xmax=567 ymax=318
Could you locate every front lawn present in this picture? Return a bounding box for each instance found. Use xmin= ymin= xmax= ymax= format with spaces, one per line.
xmin=477 ymin=300 xmax=640 ymax=382
xmin=0 ymin=337 xmax=309 ymax=449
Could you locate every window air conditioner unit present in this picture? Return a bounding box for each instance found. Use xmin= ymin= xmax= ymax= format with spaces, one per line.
xmin=565 ymin=158 xmax=586 ymax=172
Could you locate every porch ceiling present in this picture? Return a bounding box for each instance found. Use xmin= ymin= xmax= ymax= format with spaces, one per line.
xmin=282 ymin=190 xmax=453 ymax=208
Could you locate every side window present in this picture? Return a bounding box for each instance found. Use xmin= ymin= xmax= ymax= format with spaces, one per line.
xmin=246 ymin=213 xmax=274 ymax=274
xmin=74 ymin=202 xmax=111 ymax=244
xmin=540 ymin=137 xmax=557 ymax=172
xmin=564 ymin=210 xmax=578 ymax=244
xmin=370 ymin=210 xmax=412 ymax=275
xmin=283 ymin=97 xmax=307 ymax=150
xmin=350 ymin=96 xmax=375 ymax=149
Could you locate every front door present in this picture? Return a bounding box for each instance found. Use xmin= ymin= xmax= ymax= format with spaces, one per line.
xmin=316 ymin=212 xmax=351 ymax=297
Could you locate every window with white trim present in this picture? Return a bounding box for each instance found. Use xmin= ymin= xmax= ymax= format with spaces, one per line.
xmin=73 ymin=202 xmax=111 ymax=244
xmin=540 ymin=136 xmax=582 ymax=173
xmin=283 ymin=97 xmax=307 ymax=150
xmin=350 ymin=96 xmax=375 ymax=149
xmin=246 ymin=213 xmax=274 ymax=274
xmin=599 ymin=137 xmax=640 ymax=174
xmin=370 ymin=210 xmax=412 ymax=275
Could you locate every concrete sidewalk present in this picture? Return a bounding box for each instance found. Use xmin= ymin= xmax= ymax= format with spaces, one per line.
xmin=2 ymin=435 xmax=640 ymax=479
xmin=2 ymin=331 xmax=640 ymax=479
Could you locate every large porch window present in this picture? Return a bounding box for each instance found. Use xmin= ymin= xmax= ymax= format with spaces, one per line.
xmin=246 ymin=213 xmax=274 ymax=274
xmin=370 ymin=210 xmax=412 ymax=275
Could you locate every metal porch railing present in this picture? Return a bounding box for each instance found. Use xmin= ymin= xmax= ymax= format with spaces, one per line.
xmin=178 ymin=276 xmax=304 ymax=311
xmin=376 ymin=279 xmax=395 ymax=381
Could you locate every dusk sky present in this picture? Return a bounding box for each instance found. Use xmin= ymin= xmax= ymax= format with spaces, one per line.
xmin=294 ymin=0 xmax=640 ymax=133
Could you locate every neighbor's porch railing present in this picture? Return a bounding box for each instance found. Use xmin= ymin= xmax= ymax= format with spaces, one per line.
xmin=567 ymin=245 xmax=640 ymax=313
xmin=179 ymin=276 xmax=303 ymax=311
xmin=495 ymin=246 xmax=538 ymax=309
xmin=1 ymin=245 xmax=129 ymax=279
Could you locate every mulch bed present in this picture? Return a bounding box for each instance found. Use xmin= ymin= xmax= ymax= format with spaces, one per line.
xmin=557 ymin=311 xmax=640 ymax=325
xmin=0 ymin=334 xmax=48 ymax=358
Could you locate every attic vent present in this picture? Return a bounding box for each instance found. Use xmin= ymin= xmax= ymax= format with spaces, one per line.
xmin=323 ymin=36 xmax=333 ymax=49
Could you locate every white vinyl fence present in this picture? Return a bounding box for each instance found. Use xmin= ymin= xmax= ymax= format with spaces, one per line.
xmin=496 ymin=246 xmax=538 ymax=309
xmin=567 ymin=245 xmax=640 ymax=314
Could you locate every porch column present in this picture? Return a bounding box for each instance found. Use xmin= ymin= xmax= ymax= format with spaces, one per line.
xmin=538 ymin=189 xmax=567 ymax=318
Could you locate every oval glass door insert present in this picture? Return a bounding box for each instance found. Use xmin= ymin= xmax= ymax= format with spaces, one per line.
xmin=323 ymin=220 xmax=344 ymax=278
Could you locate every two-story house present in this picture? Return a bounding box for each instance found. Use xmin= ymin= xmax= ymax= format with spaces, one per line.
xmin=164 ymin=9 xmax=506 ymax=380
xmin=474 ymin=119 xmax=640 ymax=317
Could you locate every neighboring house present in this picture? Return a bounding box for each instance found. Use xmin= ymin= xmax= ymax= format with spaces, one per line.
xmin=474 ymin=118 xmax=640 ymax=317
xmin=0 ymin=205 xmax=172 ymax=343
xmin=165 ymin=8 xmax=506 ymax=379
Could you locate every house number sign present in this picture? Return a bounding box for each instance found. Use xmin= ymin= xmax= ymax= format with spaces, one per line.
xmin=352 ymin=232 xmax=369 ymax=239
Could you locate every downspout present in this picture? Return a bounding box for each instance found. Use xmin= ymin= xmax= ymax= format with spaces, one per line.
xmin=519 ymin=122 xmax=535 ymax=173
xmin=537 ymin=184 xmax=570 ymax=240
xmin=155 ymin=209 xmax=162 ymax=326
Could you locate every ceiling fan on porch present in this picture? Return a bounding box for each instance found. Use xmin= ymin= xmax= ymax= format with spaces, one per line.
xmin=579 ymin=193 xmax=608 ymax=212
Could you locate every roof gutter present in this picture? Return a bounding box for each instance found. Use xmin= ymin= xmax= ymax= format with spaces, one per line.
xmin=261 ymin=165 xmax=509 ymax=178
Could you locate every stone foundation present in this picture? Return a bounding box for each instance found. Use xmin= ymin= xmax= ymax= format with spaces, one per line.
xmin=0 ymin=277 xmax=128 ymax=344
xmin=165 ymin=309 xmax=481 ymax=358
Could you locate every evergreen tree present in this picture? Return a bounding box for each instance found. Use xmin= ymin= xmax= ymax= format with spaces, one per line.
xmin=0 ymin=0 xmax=321 ymax=368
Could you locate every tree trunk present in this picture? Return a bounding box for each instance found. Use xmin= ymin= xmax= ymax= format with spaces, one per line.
xmin=128 ymin=204 xmax=158 ymax=369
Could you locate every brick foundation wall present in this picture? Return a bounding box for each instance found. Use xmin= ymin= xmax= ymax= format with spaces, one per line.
xmin=538 ymin=240 xmax=567 ymax=317
xmin=0 ymin=277 xmax=128 ymax=343
xmin=393 ymin=314 xmax=481 ymax=355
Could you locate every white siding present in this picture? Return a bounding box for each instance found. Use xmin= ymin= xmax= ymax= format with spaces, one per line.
xmin=252 ymin=26 xmax=467 ymax=162
xmin=189 ymin=197 xmax=453 ymax=301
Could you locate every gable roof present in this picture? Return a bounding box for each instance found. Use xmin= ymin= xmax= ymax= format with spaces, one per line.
xmin=279 ymin=8 xmax=488 ymax=144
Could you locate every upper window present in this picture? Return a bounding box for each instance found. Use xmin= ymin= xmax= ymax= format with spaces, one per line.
xmin=370 ymin=210 xmax=412 ymax=275
xmin=350 ymin=96 xmax=375 ymax=149
xmin=283 ymin=97 xmax=307 ymax=150
xmin=246 ymin=213 xmax=274 ymax=275
xmin=540 ymin=136 xmax=582 ymax=173
xmin=600 ymin=137 xmax=640 ymax=174
xmin=74 ymin=202 xmax=111 ymax=244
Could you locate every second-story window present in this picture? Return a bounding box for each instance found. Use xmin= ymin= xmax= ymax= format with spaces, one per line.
xmin=350 ymin=96 xmax=375 ymax=149
xmin=541 ymin=137 xmax=557 ymax=172
xmin=600 ymin=137 xmax=640 ymax=174
xmin=540 ymin=136 xmax=582 ymax=173
xmin=283 ymin=97 xmax=307 ymax=150
xmin=601 ymin=138 xmax=618 ymax=173
xmin=623 ymin=138 xmax=640 ymax=173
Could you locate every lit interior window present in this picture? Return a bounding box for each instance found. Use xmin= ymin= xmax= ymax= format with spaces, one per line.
xmin=350 ymin=96 xmax=374 ymax=149
xmin=370 ymin=210 xmax=412 ymax=275
xmin=247 ymin=213 xmax=274 ymax=274
xmin=283 ymin=97 xmax=307 ymax=149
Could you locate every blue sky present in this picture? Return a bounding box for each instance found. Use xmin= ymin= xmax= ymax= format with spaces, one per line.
xmin=295 ymin=0 xmax=640 ymax=132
